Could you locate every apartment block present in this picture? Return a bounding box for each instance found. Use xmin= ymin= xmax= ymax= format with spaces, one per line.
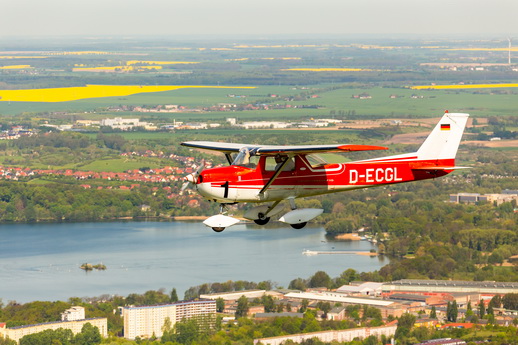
xmin=122 ymin=299 xmax=216 ymax=340
xmin=0 ymin=318 xmax=107 ymax=344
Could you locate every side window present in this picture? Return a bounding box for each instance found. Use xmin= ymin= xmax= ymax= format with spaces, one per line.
xmin=265 ymin=155 xmax=295 ymax=172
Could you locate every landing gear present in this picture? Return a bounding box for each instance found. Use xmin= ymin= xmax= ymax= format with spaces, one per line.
xmin=203 ymin=205 xmax=240 ymax=233
xmin=290 ymin=222 xmax=307 ymax=229
xmin=279 ymin=197 xmax=323 ymax=230
xmin=253 ymin=213 xmax=270 ymax=225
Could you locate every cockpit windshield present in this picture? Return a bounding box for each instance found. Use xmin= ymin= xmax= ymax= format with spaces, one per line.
xmin=306 ymin=154 xmax=329 ymax=168
xmin=232 ymin=147 xmax=258 ymax=168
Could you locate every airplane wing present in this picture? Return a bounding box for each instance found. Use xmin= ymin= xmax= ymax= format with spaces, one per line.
xmin=180 ymin=141 xmax=388 ymax=155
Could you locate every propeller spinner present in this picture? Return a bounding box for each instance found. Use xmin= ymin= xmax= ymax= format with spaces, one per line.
xmin=180 ymin=160 xmax=205 ymax=194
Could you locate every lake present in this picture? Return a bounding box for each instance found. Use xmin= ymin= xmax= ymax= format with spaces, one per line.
xmin=0 ymin=221 xmax=388 ymax=303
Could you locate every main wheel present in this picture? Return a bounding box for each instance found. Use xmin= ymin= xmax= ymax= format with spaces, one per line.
xmin=212 ymin=227 xmax=225 ymax=232
xmin=290 ymin=222 xmax=307 ymax=229
xmin=253 ymin=214 xmax=270 ymax=225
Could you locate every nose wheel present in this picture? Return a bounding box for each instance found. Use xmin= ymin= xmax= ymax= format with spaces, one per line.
xmin=203 ymin=205 xmax=240 ymax=233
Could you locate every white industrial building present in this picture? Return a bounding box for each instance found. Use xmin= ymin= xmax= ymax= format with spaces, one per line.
xmin=200 ymin=290 xmax=267 ymax=301
xmin=100 ymin=117 xmax=153 ymax=130
xmin=336 ymin=282 xmax=384 ymax=296
xmin=284 ymin=291 xmax=395 ymax=307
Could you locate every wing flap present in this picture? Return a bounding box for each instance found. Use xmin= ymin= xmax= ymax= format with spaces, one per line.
xmin=411 ymin=166 xmax=471 ymax=171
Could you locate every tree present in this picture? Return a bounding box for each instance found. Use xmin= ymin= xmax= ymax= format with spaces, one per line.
xmin=502 ymin=293 xmax=518 ymax=310
xmin=235 ymin=295 xmax=249 ymax=318
xmin=479 ymin=299 xmax=485 ymax=319
xmin=74 ymin=323 xmax=101 ymax=345
xmin=487 ymin=303 xmax=494 ymax=317
xmin=308 ymin=271 xmax=332 ymax=289
xmin=0 ymin=337 xmax=16 ymax=345
xmin=20 ymin=328 xmax=74 ymax=345
xmin=299 ymin=299 xmax=309 ymax=313
xmin=162 ymin=317 xmax=172 ymax=334
xmin=395 ymin=313 xmax=416 ymax=340
xmin=289 ymin=278 xmax=307 ymax=291
xmin=489 ymin=295 xmax=502 ymax=308
xmin=170 ymin=288 xmax=179 ymax=303
xmin=316 ymin=302 xmax=331 ymax=318
xmin=216 ymin=298 xmax=225 ymax=313
xmin=261 ymin=295 xmax=275 ymax=313
xmin=173 ymin=318 xmax=199 ymax=344
xmin=450 ymin=300 xmax=458 ymax=322
xmin=430 ymin=306 xmax=437 ymax=319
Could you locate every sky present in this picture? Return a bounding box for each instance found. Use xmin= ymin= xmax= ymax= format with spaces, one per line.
xmin=2 ymin=0 xmax=518 ymax=38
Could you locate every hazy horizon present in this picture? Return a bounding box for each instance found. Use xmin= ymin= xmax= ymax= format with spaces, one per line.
xmin=2 ymin=0 xmax=517 ymax=39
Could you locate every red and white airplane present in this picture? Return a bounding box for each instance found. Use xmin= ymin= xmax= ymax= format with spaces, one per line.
xmin=181 ymin=111 xmax=469 ymax=232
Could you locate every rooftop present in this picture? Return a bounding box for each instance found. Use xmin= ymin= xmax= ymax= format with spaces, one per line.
xmin=389 ymin=280 xmax=518 ymax=288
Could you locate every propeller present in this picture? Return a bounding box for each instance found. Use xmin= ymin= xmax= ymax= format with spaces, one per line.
xmin=180 ymin=160 xmax=205 ymax=194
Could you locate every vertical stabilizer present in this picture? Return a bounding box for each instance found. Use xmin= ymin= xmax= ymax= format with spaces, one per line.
xmin=417 ymin=112 xmax=469 ymax=160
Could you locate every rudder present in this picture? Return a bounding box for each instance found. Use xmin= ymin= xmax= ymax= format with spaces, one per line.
xmin=417 ymin=112 xmax=469 ymax=161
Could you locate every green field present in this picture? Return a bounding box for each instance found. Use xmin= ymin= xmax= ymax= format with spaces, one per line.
xmin=1 ymin=83 xmax=518 ymax=121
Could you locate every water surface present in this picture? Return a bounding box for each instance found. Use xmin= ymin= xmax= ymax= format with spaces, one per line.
xmin=0 ymin=221 xmax=387 ymax=303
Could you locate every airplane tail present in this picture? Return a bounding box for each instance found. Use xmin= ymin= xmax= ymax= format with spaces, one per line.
xmin=416 ymin=111 xmax=469 ymax=161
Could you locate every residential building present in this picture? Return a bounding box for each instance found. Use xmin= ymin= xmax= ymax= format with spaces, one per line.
xmin=121 ymin=299 xmax=216 ymax=340
xmin=0 ymin=317 xmax=107 ymax=344
xmin=61 ymin=306 xmax=85 ymax=321
xmin=327 ymin=306 xmax=346 ymax=321
xmin=253 ymin=322 xmax=397 ymax=345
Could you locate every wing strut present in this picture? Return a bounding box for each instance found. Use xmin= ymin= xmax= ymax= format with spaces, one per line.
xmin=225 ymin=153 xmax=233 ymax=165
xmin=259 ymin=155 xmax=292 ymax=195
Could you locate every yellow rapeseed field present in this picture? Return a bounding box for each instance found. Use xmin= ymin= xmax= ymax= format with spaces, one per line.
xmin=444 ymin=48 xmax=518 ymax=52
xmin=126 ymin=60 xmax=199 ymax=65
xmin=58 ymin=51 xmax=110 ymax=55
xmin=282 ymin=68 xmax=374 ymax=72
xmin=73 ymin=66 xmax=162 ymax=72
xmin=0 ymin=85 xmax=255 ymax=103
xmin=0 ymin=65 xmax=32 ymax=69
xmin=411 ymin=83 xmax=518 ymax=90
xmin=0 ymin=56 xmax=47 ymax=59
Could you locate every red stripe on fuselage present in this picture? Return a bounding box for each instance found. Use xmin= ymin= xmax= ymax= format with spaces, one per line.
xmin=199 ymin=158 xmax=454 ymax=191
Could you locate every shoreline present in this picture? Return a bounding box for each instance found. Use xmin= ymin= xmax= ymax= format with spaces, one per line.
xmin=334 ymin=233 xmax=362 ymax=241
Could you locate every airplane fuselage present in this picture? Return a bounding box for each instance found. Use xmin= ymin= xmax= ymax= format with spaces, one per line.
xmin=195 ymin=154 xmax=453 ymax=203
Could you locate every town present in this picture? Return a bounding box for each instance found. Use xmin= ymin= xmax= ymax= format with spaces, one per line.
xmin=2 ymin=278 xmax=518 ymax=344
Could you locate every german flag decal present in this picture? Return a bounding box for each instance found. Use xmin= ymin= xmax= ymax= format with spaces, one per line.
xmin=440 ymin=124 xmax=450 ymax=131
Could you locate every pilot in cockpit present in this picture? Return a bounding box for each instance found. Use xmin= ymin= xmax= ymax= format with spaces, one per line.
xmin=274 ymin=155 xmax=295 ymax=171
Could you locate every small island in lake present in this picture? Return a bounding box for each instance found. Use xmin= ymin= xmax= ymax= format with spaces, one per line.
xmin=80 ymin=263 xmax=107 ymax=271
